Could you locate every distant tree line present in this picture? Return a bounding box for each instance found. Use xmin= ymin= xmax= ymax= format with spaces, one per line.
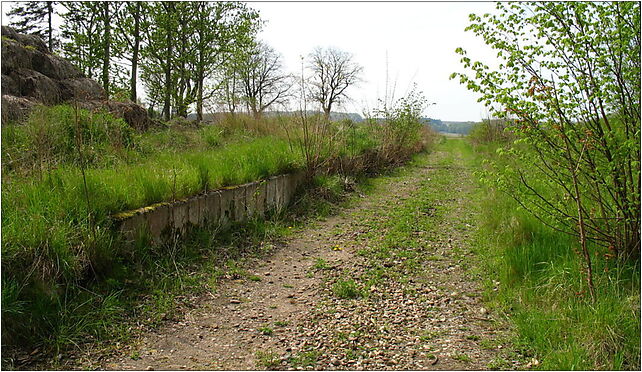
xmin=423 ymin=118 xmax=476 ymax=134
xmin=7 ymin=1 xmax=364 ymax=122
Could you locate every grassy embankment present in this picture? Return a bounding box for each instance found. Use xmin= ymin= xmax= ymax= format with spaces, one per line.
xmin=1 ymin=104 xmax=433 ymax=365
xmin=468 ymin=123 xmax=640 ymax=370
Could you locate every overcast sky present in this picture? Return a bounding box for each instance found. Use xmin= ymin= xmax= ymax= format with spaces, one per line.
xmin=251 ymin=1 xmax=498 ymax=121
xmin=2 ymin=1 xmax=500 ymax=121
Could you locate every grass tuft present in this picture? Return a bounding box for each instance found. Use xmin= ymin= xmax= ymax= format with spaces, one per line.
xmin=332 ymin=279 xmax=363 ymax=299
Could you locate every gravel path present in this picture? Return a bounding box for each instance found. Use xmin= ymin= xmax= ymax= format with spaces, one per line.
xmin=94 ymin=141 xmax=512 ymax=370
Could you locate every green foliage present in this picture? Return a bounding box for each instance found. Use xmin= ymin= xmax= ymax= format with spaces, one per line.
xmin=1 ymin=108 xmax=305 ymax=351
xmin=467 ymin=119 xmax=513 ymax=146
xmin=289 ymin=350 xmax=320 ymax=368
xmin=2 ymin=134 xmax=302 ymax=274
xmin=200 ymin=126 xmax=223 ymax=148
xmin=0 ymin=100 xmax=427 ymax=358
xmin=258 ymin=325 xmax=273 ymax=335
xmin=313 ymin=258 xmax=331 ymax=271
xmin=141 ymin=2 xmax=260 ymax=120
xmin=60 ymin=2 xmax=127 ymax=93
xmin=7 ymin=1 xmax=56 ymax=49
xmin=313 ymin=175 xmax=345 ymax=202
xmin=332 ymin=279 xmax=362 ymax=299
xmin=255 ymin=350 xmax=280 ymax=369
xmin=453 ymin=2 xmax=641 ymax=299
xmin=424 ymin=118 xmax=476 ymax=135
xmin=2 ymin=105 xmax=134 ymax=175
xmin=472 ymin=142 xmax=641 ymax=370
xmin=375 ymin=86 xmax=426 ymax=151
xmin=370 ymin=85 xmax=433 ymax=158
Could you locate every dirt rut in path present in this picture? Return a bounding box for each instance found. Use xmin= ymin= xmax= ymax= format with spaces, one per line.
xmin=97 ymin=142 xmax=511 ymax=370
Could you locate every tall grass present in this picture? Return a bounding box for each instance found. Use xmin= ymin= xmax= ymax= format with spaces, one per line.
xmin=470 ymin=135 xmax=640 ymax=370
xmin=1 ymin=104 xmax=433 ymax=358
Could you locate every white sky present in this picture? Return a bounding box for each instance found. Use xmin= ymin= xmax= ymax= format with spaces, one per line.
xmin=251 ymin=1 xmax=499 ymax=121
xmin=2 ymin=1 xmax=500 ymax=121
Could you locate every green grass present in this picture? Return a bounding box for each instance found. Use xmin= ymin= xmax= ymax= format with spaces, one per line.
xmin=452 ymin=353 xmax=473 ymax=363
xmin=1 ymin=142 xmax=432 ymax=368
xmin=470 ymin=140 xmax=641 ymax=370
xmin=258 ymin=325 xmax=273 ymax=336
xmin=289 ymin=350 xmax=320 ymax=368
xmin=1 ymin=103 xmax=435 ymax=365
xmin=332 ymin=279 xmax=363 ymax=299
xmin=313 ymin=258 xmax=331 ymax=270
xmin=255 ymin=350 xmax=280 ymax=369
xmin=1 ymin=135 xmax=302 ymax=288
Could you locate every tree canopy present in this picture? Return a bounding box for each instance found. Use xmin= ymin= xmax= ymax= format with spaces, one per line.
xmin=453 ymin=1 xmax=641 ymax=296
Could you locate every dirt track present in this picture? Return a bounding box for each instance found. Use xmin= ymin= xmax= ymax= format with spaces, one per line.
xmin=89 ymin=140 xmax=512 ymax=370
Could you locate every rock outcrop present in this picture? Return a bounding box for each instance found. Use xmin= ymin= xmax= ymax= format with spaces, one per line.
xmin=1 ymin=26 xmax=151 ymax=130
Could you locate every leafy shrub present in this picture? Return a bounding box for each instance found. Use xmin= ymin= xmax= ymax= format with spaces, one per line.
xmin=454 ymin=2 xmax=641 ymax=298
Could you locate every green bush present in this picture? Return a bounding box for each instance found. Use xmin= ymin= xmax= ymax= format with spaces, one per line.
xmin=474 ymin=143 xmax=640 ymax=370
xmin=468 ymin=119 xmax=512 ymax=146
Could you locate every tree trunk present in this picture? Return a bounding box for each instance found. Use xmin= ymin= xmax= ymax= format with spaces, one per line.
xmin=194 ymin=9 xmax=205 ymax=123
xmin=196 ymin=73 xmax=203 ymax=122
xmin=228 ymin=75 xmax=237 ymax=114
xmin=47 ymin=2 xmax=53 ymax=51
xmin=323 ymin=105 xmax=331 ymax=120
xmin=176 ymin=23 xmax=188 ymax=118
xmin=196 ymin=40 xmax=204 ymax=122
xmin=130 ymin=2 xmax=140 ymax=103
xmin=102 ymin=2 xmax=110 ymax=95
xmin=162 ymin=3 xmax=174 ymax=121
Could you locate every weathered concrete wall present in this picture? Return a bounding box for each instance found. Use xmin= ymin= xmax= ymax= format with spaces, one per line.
xmin=114 ymin=171 xmax=307 ymax=243
xmin=113 ymin=148 xmax=406 ymax=244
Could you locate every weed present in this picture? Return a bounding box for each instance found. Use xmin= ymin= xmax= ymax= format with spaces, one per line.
xmin=472 ymin=140 xmax=641 ymax=370
xmin=225 ymin=261 xmax=248 ymax=280
xmin=289 ymin=350 xmax=320 ymax=368
xmin=452 ymin=353 xmax=472 ymax=363
xmin=313 ymin=258 xmax=331 ymax=270
xmin=419 ymin=330 xmax=441 ymax=341
xmin=1 ymin=106 xmax=431 ymax=362
xmin=335 ymin=331 xmax=348 ymax=341
xmin=258 ymin=325 xmax=273 ymax=336
xmin=332 ymin=280 xmax=362 ymax=299
xmin=255 ymin=350 xmax=280 ymax=369
xmin=274 ymin=321 xmax=289 ymax=327
xmin=345 ymin=348 xmax=359 ymax=360
xmin=479 ymin=339 xmax=499 ymax=350
xmin=487 ymin=356 xmax=513 ymax=369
